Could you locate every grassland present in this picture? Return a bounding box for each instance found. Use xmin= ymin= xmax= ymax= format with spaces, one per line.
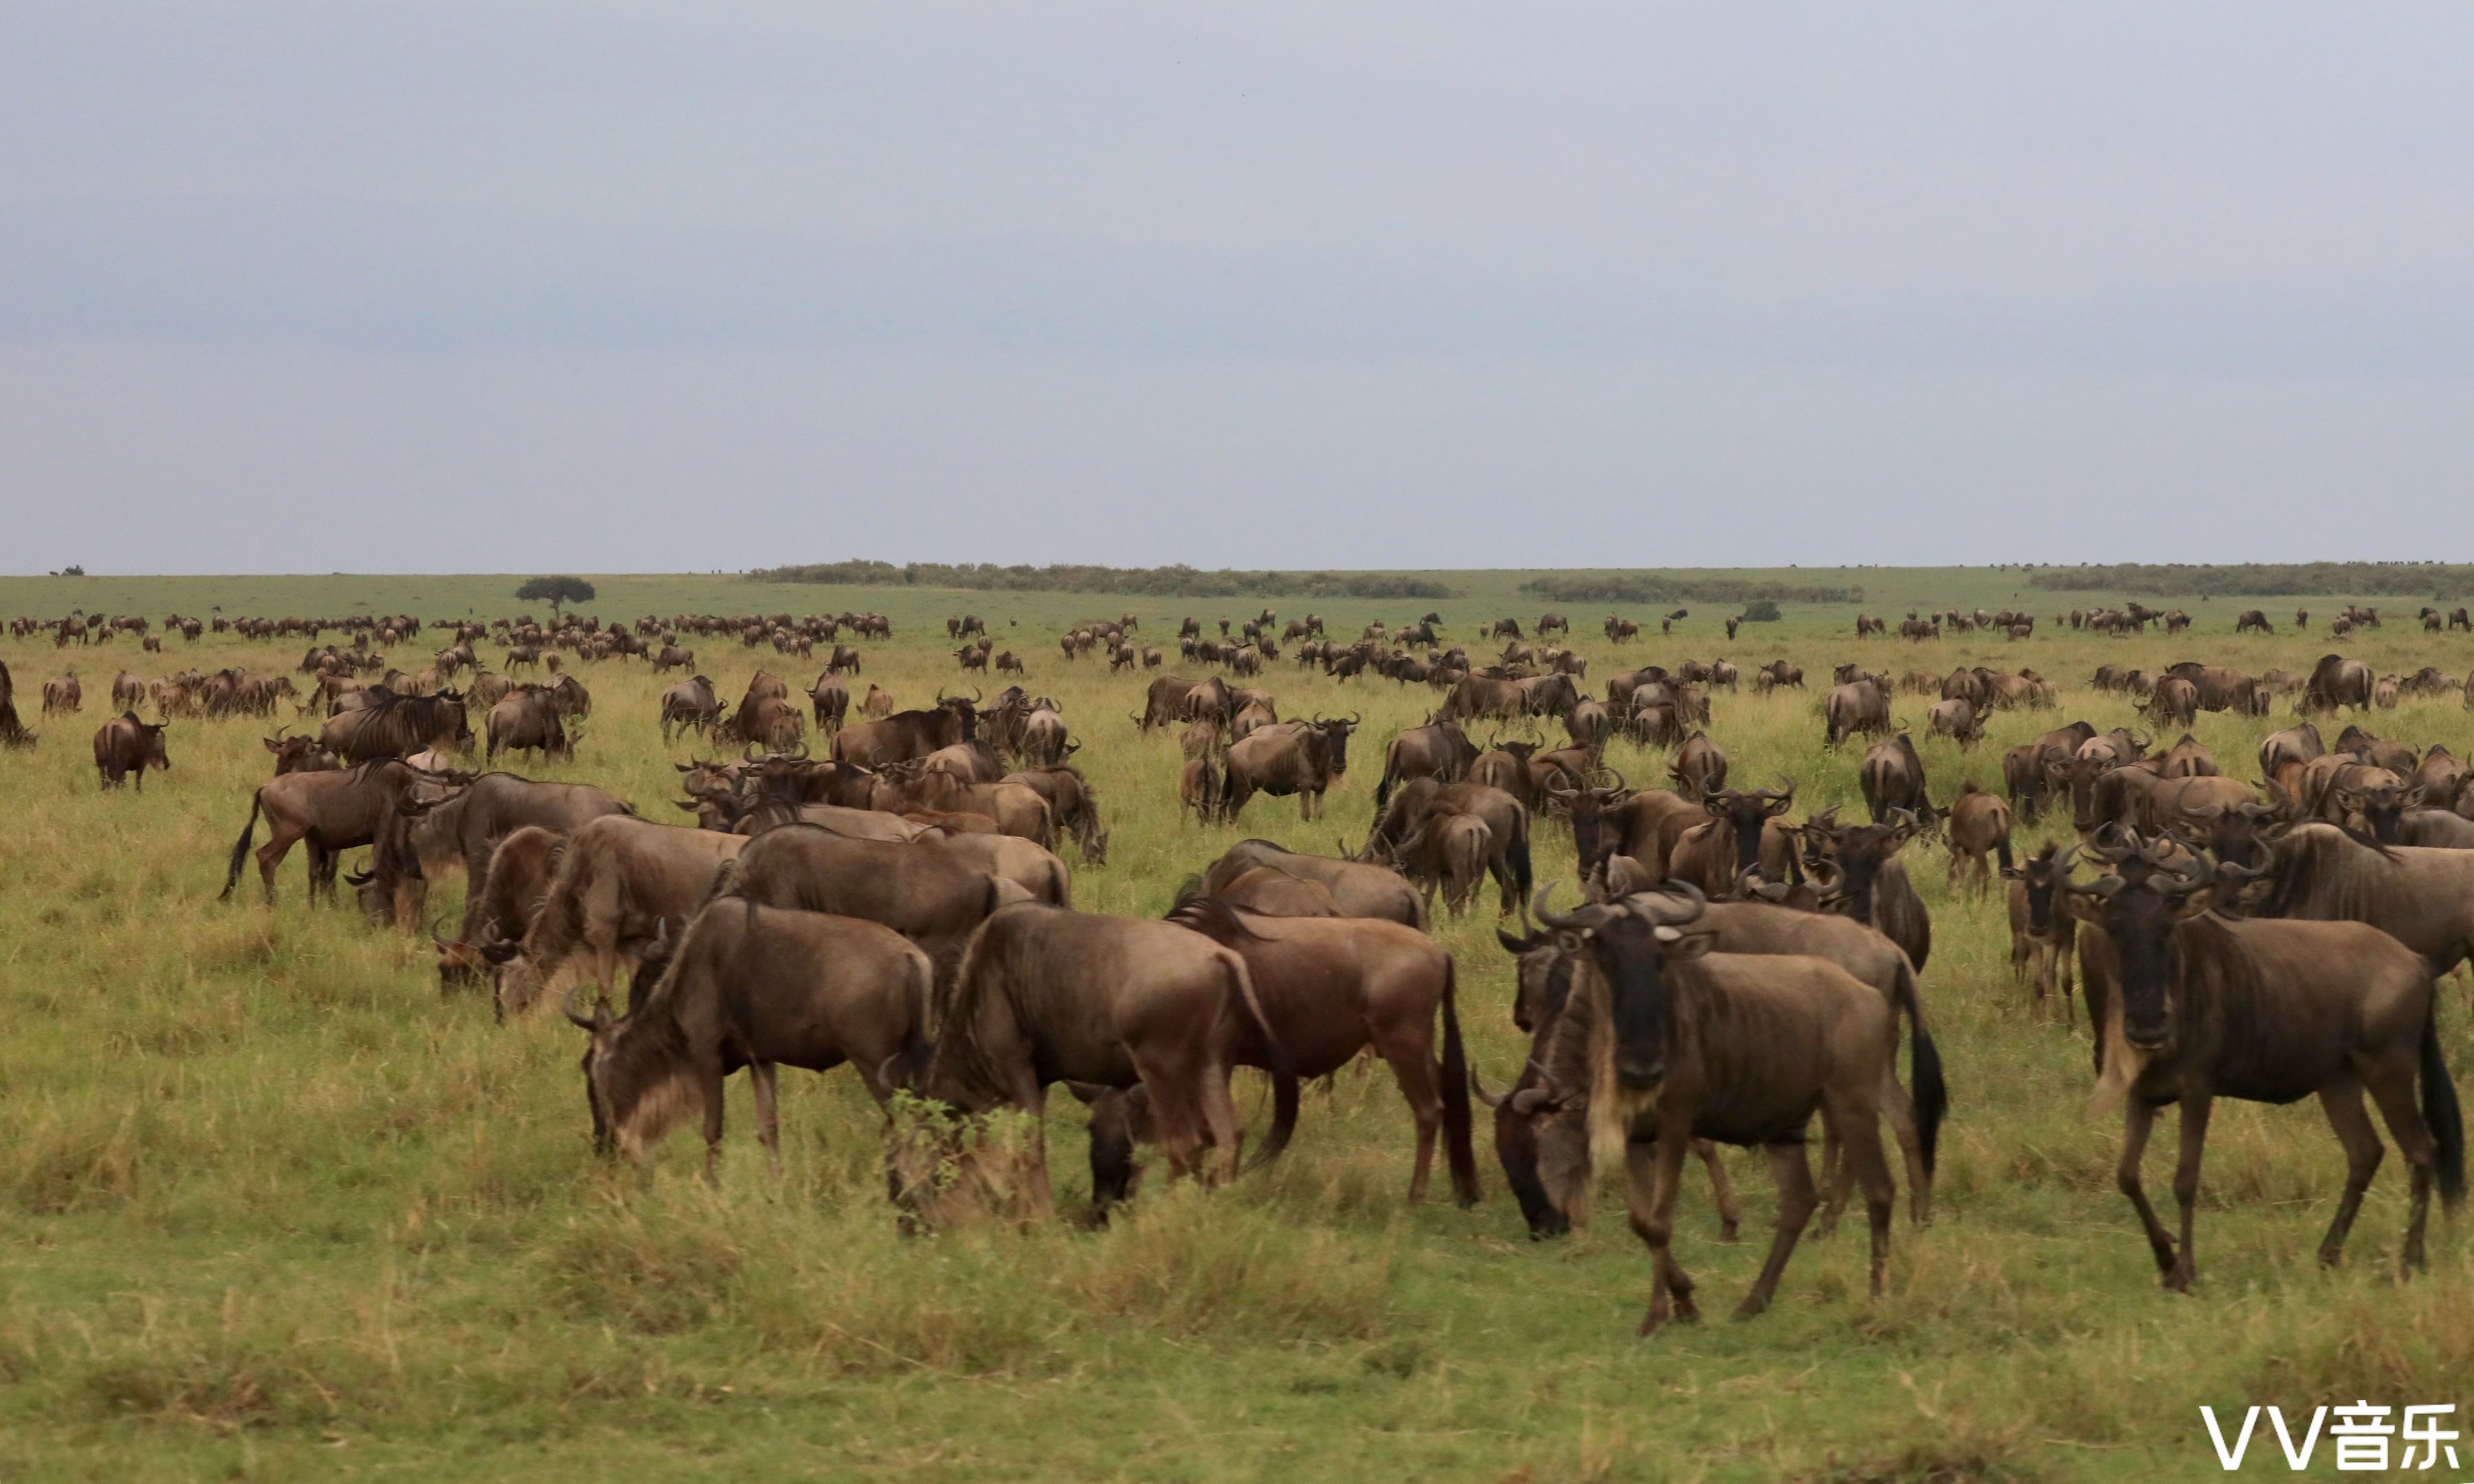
xmin=5 ymin=571 xmax=2474 ymax=1481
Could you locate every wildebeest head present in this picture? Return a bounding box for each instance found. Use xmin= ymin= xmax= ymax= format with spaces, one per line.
xmin=1535 ymin=884 xmax=1713 ymax=1092
xmin=2067 ymin=837 xmax=2215 ymax=1053
xmin=1545 ymin=769 xmax=1628 ymax=881
xmin=1807 ymin=808 xmax=1917 ymax=921
xmin=1311 ymin=712 xmax=1360 ymax=775
xmin=1704 ymin=777 xmax=1794 ymax=873
xmin=2000 ymin=841 xmax=2078 ymax=934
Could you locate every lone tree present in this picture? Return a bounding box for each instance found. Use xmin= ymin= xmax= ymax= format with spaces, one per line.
xmin=515 ymin=575 xmax=596 ymax=617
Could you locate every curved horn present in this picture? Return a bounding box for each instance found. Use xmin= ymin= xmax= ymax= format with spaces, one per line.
xmin=1469 ymin=1066 xmax=1508 ymax=1109
xmin=561 ymin=982 xmax=601 ymax=1032
xmin=1640 ymin=879 xmax=1708 ymax=927
xmin=1531 ymin=881 xmax=1579 ymax=929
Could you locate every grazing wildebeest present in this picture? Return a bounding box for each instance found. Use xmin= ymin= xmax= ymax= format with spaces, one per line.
xmin=1359 ymin=777 xmax=1534 ymax=917
xmin=405 ymin=769 xmax=632 ymax=930
xmin=219 ymin=758 xmax=438 ymax=905
xmin=434 ymin=824 xmax=564 ymax=992
xmin=91 ymin=711 xmax=171 ymax=790
xmin=2233 ymin=609 xmax=2272 ymax=634
xmin=2073 ymin=841 xmax=2463 ymax=1288
xmin=706 ymin=822 xmax=1013 ymax=989
xmin=1084 ymin=895 xmax=1476 ymax=1209
xmin=2005 ymin=842 xmax=2078 ymax=1022
xmin=487 ymin=816 xmax=747 ymax=1015
xmin=1203 ymin=840 xmax=1427 ymax=929
xmin=1943 ymin=783 xmax=2014 ymax=895
xmin=889 ymin=904 xmax=1276 ymax=1223
xmin=484 ymin=686 xmax=575 ymax=764
xmin=1823 ymin=675 xmax=1890 ymax=747
xmin=566 ymin=904 xmax=933 ymax=1170
xmin=832 ymin=691 xmax=975 ymax=767
xmin=2299 ymin=653 xmax=2374 ymax=715
xmin=1512 ymin=886 xmax=1933 ymax=1333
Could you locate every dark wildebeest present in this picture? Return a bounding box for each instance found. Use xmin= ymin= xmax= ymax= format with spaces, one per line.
xmin=2300 ymin=653 xmax=2374 ymax=715
xmin=434 ymin=824 xmax=563 ymax=992
xmin=1001 ymin=765 xmax=1109 ymax=864
xmin=1372 ymin=716 xmax=1481 ymax=806
xmin=91 ymin=711 xmax=171 ymax=790
xmin=706 ymin=823 xmax=1016 ymax=990
xmin=1669 ymin=732 xmax=1727 ymax=800
xmin=1858 ymin=732 xmax=1928 ymax=824
xmin=2233 ymin=609 xmax=2272 ymax=634
xmin=826 ymin=644 xmax=863 ymax=675
xmin=2004 ymin=842 xmax=2078 ymax=1022
xmin=406 ymin=770 xmax=632 ymax=934
xmin=1081 ymin=895 xmax=1475 ymax=1210
xmin=566 ymin=903 xmax=933 ymax=1171
xmin=1392 ymin=810 xmax=1494 ymax=918
xmin=1511 ymin=886 xmax=1933 ymax=1333
xmin=1219 ymin=715 xmax=1358 ymax=822
xmin=891 ymin=904 xmax=1278 ymax=1223
xmin=1361 ymin=777 xmax=1534 ymax=917
xmin=651 ymin=644 xmax=696 ymax=674
xmin=806 ymin=673 xmax=849 ymax=736
xmin=1203 ymin=840 xmax=1427 ymax=929
xmin=263 ymin=727 xmax=339 ymax=776
xmin=322 ymin=687 xmax=471 ymax=763
xmin=2073 ymin=841 xmax=2463 ymax=1288
xmin=1663 ymin=781 xmax=1798 ymax=899
xmin=1803 ymin=809 xmax=1933 ymax=972
xmin=487 ymin=816 xmax=747 ymax=1016
xmin=832 ymin=692 xmax=976 ymax=767
xmin=2251 ymin=822 xmax=2474 ymax=975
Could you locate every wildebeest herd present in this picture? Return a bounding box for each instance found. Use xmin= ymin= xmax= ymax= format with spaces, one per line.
xmin=11 ymin=596 xmax=2474 ymax=1336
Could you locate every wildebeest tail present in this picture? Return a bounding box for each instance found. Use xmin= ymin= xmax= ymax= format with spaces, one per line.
xmin=2421 ymin=1001 xmax=2465 ymax=1211
xmin=1438 ymin=957 xmax=1480 ymax=1206
xmin=219 ymin=790 xmax=265 ymax=901
xmin=1374 ymin=744 xmax=1400 ymax=809
xmin=1227 ymin=953 xmax=1297 ymax=1172
xmin=1995 ymin=835 xmax=2014 ymax=873
xmin=1893 ymin=956 xmax=1947 ymax=1176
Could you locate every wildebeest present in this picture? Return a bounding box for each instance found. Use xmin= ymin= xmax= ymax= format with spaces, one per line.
xmin=2300 ymin=653 xmax=2374 ymax=715
xmin=407 ymin=769 xmax=632 ymax=932
xmin=484 ymin=686 xmax=575 ymax=764
xmin=566 ymin=903 xmax=933 ymax=1171
xmin=1095 ymin=895 xmax=1478 ymax=1208
xmin=321 ymin=687 xmax=472 ymax=763
xmin=2004 ymin=842 xmax=2079 ymax=1022
xmin=1513 ymin=887 xmax=1935 ymax=1332
xmin=2073 ymin=841 xmax=2463 ymax=1288
xmin=1803 ymin=809 xmax=1933 ymax=972
xmin=91 ymin=711 xmax=171 ymax=790
xmin=706 ymin=822 xmax=1014 ymax=989
xmin=1663 ymin=781 xmax=1798 ymax=898
xmin=2233 ymin=609 xmax=2272 ymax=634
xmin=487 ymin=816 xmax=748 ymax=1015
xmin=1219 ymin=715 xmax=1357 ymax=822
xmin=42 ymin=673 xmax=82 ymax=716
xmin=1372 ymin=716 xmax=1481 ymax=806
xmin=1203 ymin=840 xmax=1427 ymax=929
xmin=1943 ymin=783 xmax=2013 ymax=895
xmin=1858 ymin=732 xmax=1928 ymax=824
xmin=220 ymin=758 xmax=439 ymax=905
xmin=891 ymin=904 xmax=1276 ymax=1222
xmin=833 ymin=691 xmax=975 ymax=767
xmin=1359 ymin=777 xmax=1534 ymax=916
xmin=1925 ymin=697 xmax=1983 ymax=751
xmin=434 ymin=824 xmax=564 ymax=992
xmin=1823 ymin=675 xmax=1890 ymax=746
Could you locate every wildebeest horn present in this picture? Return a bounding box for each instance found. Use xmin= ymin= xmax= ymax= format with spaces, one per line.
xmin=561 ymin=982 xmax=608 ymax=1032
xmin=1639 ymin=880 xmax=1707 ymax=927
xmin=1469 ymin=1066 xmax=1508 ymax=1108
xmin=1531 ymin=881 xmax=1578 ymax=928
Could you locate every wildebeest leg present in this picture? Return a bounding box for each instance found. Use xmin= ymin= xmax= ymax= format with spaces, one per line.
xmin=1198 ymin=1066 xmax=1244 ymax=1186
xmin=2165 ymin=1094 xmax=2212 ymax=1292
xmin=1877 ymin=1070 xmax=1929 ymax=1226
xmin=1373 ymin=1030 xmax=1442 ymax=1204
xmin=2362 ymin=1063 xmax=2439 ymax=1273
xmin=1735 ymin=1140 xmax=1819 ymax=1320
xmin=257 ymin=831 xmax=297 ymax=904
xmin=1693 ymin=1138 xmax=1741 ymax=1241
xmin=2115 ymin=1099 xmax=2176 ymax=1277
xmin=1626 ymin=1127 xmax=1698 ymax=1334
xmin=695 ymin=1057 xmax=728 ymax=1185
xmin=749 ymin=1060 xmax=783 ymax=1178
xmin=2313 ymin=1077 xmax=2383 ymax=1267
xmin=307 ymin=842 xmax=335 ymax=906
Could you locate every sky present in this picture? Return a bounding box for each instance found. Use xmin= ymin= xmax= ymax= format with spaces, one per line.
xmin=3 ymin=2 xmax=2471 ymax=574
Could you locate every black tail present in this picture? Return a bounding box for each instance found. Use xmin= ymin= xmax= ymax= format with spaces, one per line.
xmin=1510 ymin=807 xmax=1534 ymax=903
xmin=2421 ymin=1002 xmax=2465 ymax=1211
xmin=1893 ymin=958 xmax=1947 ymax=1176
xmin=1229 ymin=956 xmax=1299 ymax=1172
xmin=1438 ymin=958 xmax=1480 ymax=1206
xmin=1995 ymin=834 xmax=2014 ymax=873
xmin=1374 ymin=746 xmax=1399 ymax=809
xmin=219 ymin=791 xmax=265 ymax=901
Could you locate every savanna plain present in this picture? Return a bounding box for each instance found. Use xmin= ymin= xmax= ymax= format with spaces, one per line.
xmin=5 ymin=568 xmax=2473 ymax=1483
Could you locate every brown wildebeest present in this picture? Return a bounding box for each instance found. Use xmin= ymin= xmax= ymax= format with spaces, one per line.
xmin=1198 ymin=865 xmax=1341 ymax=917
xmin=1517 ymin=886 xmax=1933 ymax=1334
xmin=1372 ymin=716 xmax=1481 ymax=806
xmin=263 ymin=727 xmax=339 ymax=775
xmin=1219 ymin=715 xmax=1357 ymax=822
xmin=2004 ymin=842 xmax=2078 ymax=1022
xmin=220 ymin=758 xmax=438 ymax=905
xmin=91 ymin=711 xmax=170 ymax=789
xmin=1178 ymin=755 xmax=1223 ymax=825
xmin=1202 ymin=839 xmax=1427 ymax=929
xmin=434 ymin=824 xmax=563 ymax=993
xmin=891 ymin=904 xmax=1278 ymax=1224
xmin=1858 ymin=732 xmax=1927 ymax=824
xmin=2300 ymin=653 xmax=2374 ymax=714
xmin=321 ymin=687 xmax=472 ymax=762
xmin=1664 ymin=781 xmax=1798 ymax=898
xmin=1357 ymin=777 xmax=1533 ymax=917
xmin=2233 ymin=609 xmax=2272 ymax=634
xmin=566 ymin=903 xmax=933 ymax=1171
xmin=487 ymin=816 xmax=747 ymax=1015
xmin=2073 ymin=840 xmax=2464 ymax=1288
xmin=659 ymin=675 xmax=722 ymax=743
xmin=1392 ymin=811 xmax=1493 ymax=918
xmin=1943 ymin=783 xmax=2013 ymax=895
xmin=42 ymin=673 xmax=82 ymax=715
xmin=1801 ymin=809 xmax=1933 ymax=972
xmin=1823 ymin=675 xmax=1889 ymax=747
xmin=706 ymin=822 xmax=1014 ymax=989
xmin=1084 ymin=895 xmax=1476 ymax=1209
xmin=860 ymin=684 xmax=894 ymax=718
xmin=485 ymin=687 xmax=575 ymax=764
xmin=1925 ymin=697 xmax=1984 ymax=751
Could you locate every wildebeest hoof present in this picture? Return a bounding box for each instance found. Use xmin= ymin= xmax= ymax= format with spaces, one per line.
xmin=1717 ymin=1222 xmax=1740 ymax=1242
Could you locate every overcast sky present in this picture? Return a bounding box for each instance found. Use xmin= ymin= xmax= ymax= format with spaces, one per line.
xmin=4 ymin=3 xmax=2470 ymax=574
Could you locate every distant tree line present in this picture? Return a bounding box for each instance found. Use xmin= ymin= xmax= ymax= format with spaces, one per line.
xmin=1518 ymin=574 xmax=1862 ymax=605
xmin=2029 ymin=562 xmax=2474 ymax=599
xmin=751 ymin=561 xmax=1454 ymax=600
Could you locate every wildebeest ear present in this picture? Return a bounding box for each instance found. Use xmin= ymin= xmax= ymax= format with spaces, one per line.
xmin=263 ymin=737 xmax=281 ymax=752
xmin=673 ymin=800 xmax=700 ymax=813
xmin=1658 ymin=929 xmax=1718 ymax=961
xmin=1062 ymin=1080 xmax=1111 ymax=1105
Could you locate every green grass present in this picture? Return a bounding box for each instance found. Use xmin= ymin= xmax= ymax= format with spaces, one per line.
xmin=5 ymin=573 xmax=2474 ymax=1481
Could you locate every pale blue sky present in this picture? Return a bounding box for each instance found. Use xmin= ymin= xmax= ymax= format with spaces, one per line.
xmin=4 ymin=3 xmax=2470 ymax=572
